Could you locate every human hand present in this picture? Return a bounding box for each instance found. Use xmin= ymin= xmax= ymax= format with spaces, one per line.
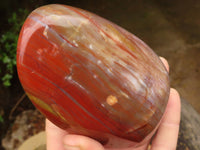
xmin=46 ymin=57 xmax=181 ymax=150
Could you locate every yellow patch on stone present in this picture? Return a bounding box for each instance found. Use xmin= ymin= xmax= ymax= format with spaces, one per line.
xmin=106 ymin=23 xmax=136 ymax=52
xmin=51 ymin=104 xmax=68 ymax=122
xmin=27 ymin=93 xmax=56 ymax=115
xmin=106 ymin=95 xmax=118 ymax=106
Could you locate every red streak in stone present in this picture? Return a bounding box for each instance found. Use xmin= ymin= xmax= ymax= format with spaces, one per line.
xmin=65 ymin=6 xmax=138 ymax=60
xmin=59 ymin=34 xmax=78 ymax=48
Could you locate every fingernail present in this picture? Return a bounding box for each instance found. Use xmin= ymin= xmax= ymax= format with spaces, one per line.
xmin=64 ymin=144 xmax=80 ymax=150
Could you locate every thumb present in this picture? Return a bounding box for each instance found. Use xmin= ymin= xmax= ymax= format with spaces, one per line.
xmin=63 ymin=134 xmax=105 ymax=150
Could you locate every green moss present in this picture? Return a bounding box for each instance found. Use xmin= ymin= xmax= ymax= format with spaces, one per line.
xmin=0 ymin=8 xmax=29 ymax=87
xmin=0 ymin=115 xmax=4 ymax=123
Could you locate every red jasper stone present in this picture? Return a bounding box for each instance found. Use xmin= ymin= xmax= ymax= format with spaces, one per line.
xmin=17 ymin=4 xmax=170 ymax=148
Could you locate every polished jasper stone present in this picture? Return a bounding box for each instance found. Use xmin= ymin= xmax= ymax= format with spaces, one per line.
xmin=17 ymin=4 xmax=170 ymax=148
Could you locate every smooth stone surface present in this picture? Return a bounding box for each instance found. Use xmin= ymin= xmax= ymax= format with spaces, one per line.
xmin=17 ymin=4 xmax=170 ymax=148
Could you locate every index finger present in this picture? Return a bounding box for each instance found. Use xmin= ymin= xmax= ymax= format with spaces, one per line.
xmin=151 ymin=88 xmax=181 ymax=150
xmin=159 ymin=56 xmax=169 ymax=73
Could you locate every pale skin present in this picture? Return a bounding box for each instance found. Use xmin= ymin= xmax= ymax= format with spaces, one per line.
xmin=46 ymin=57 xmax=181 ymax=150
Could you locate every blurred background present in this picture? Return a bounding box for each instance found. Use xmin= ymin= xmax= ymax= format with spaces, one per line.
xmin=0 ymin=0 xmax=199 ymax=150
